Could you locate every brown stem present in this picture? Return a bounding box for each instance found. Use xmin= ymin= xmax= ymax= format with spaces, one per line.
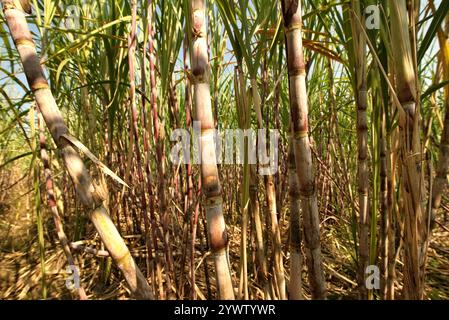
xmin=189 ymin=0 xmax=234 ymax=300
xmin=281 ymin=0 xmax=326 ymax=299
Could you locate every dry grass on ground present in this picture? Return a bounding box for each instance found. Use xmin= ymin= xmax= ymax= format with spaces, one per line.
xmin=1 ymin=169 xmax=448 ymax=300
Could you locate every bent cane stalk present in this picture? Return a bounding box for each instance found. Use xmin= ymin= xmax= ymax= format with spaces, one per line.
xmin=189 ymin=0 xmax=234 ymax=300
xmin=1 ymin=0 xmax=153 ymax=299
xmin=281 ymin=0 xmax=326 ymax=299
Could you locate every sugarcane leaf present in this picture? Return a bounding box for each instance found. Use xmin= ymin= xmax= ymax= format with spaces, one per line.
xmin=43 ymin=16 xmax=133 ymax=64
xmin=421 ymin=80 xmax=449 ymax=100
xmin=55 ymin=57 xmax=71 ymax=86
xmin=417 ymin=0 xmax=449 ymax=64
xmin=0 ymin=151 xmax=33 ymax=170
xmin=61 ymin=133 xmax=129 ymax=188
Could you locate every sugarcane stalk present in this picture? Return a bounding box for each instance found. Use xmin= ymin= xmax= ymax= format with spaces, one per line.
xmin=148 ymin=0 xmax=167 ymax=218
xmin=349 ymin=0 xmax=370 ymax=299
xmin=249 ymin=66 xmax=285 ymax=300
xmin=390 ymin=0 xmax=426 ymax=299
xmin=281 ymin=0 xmax=326 ymax=299
xmin=180 ymin=35 xmax=195 ymax=299
xmin=234 ymin=67 xmax=250 ymax=300
xmin=189 ymin=0 xmax=234 ymax=300
xmin=288 ymin=135 xmax=303 ymax=300
xmin=379 ymin=103 xmax=390 ymax=300
xmin=1 ymin=0 xmax=153 ymax=299
xmin=128 ymin=0 xmax=153 ymax=286
xmin=259 ymin=57 xmax=286 ymax=300
xmin=147 ymin=0 xmax=165 ymax=299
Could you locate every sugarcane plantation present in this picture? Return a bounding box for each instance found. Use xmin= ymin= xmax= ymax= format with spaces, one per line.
xmin=0 ymin=0 xmax=448 ymax=301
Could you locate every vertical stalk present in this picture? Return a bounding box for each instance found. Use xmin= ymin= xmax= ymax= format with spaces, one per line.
xmin=387 ymin=59 xmax=398 ymax=300
xmin=259 ymin=59 xmax=286 ymax=300
xmin=248 ymin=64 xmax=285 ymax=300
xmin=288 ymin=135 xmax=303 ymax=300
xmin=235 ymin=67 xmax=250 ymax=300
xmin=148 ymin=0 xmax=167 ymax=217
xmin=177 ymin=37 xmax=192 ymax=299
xmin=147 ymin=0 xmax=165 ymax=299
xmin=379 ymin=103 xmax=389 ymax=300
xmin=189 ymin=0 xmax=234 ymax=299
xmin=191 ymin=179 xmax=201 ymax=300
xmin=390 ymin=0 xmax=426 ymax=299
xmin=250 ymin=163 xmax=269 ymax=297
xmin=281 ymin=0 xmax=326 ymax=299
xmin=141 ymin=0 xmax=156 ymax=289
xmin=349 ymin=0 xmax=370 ymax=299
xmin=128 ymin=0 xmax=152 ymax=281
